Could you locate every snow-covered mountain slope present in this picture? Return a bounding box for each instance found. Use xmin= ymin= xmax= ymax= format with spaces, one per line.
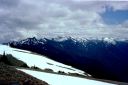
xmin=18 ymin=69 xmax=115 ymax=85
xmin=8 ymin=37 xmax=128 ymax=82
xmin=0 ymin=44 xmax=86 ymax=75
xmin=0 ymin=44 xmax=126 ymax=85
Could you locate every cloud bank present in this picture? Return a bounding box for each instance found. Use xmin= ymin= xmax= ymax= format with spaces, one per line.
xmin=0 ymin=0 xmax=128 ymax=42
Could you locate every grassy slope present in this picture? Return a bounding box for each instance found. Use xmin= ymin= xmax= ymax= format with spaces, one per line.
xmin=0 ymin=63 xmax=48 ymax=85
xmin=0 ymin=53 xmax=49 ymax=85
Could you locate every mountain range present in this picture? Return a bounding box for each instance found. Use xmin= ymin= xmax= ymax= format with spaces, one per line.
xmin=7 ymin=37 xmax=128 ymax=83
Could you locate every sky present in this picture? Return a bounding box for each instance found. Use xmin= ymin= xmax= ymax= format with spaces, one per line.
xmin=0 ymin=0 xmax=128 ymax=43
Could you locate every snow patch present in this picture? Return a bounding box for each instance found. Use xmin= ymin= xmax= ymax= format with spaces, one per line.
xmin=0 ymin=44 xmax=85 ymax=75
xmin=19 ymin=69 xmax=115 ymax=85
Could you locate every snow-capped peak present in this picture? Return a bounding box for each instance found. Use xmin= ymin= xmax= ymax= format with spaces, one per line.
xmin=51 ymin=36 xmax=69 ymax=42
xmin=103 ymin=37 xmax=116 ymax=45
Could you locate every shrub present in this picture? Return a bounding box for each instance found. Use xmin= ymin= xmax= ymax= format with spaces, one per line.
xmin=0 ymin=53 xmax=29 ymax=68
xmin=58 ymin=71 xmax=66 ymax=75
xmin=43 ymin=68 xmax=53 ymax=72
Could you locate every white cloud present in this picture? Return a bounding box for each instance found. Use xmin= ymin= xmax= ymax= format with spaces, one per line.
xmin=0 ymin=0 xmax=128 ymax=42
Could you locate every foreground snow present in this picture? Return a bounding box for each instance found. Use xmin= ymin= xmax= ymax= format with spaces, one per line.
xmin=0 ymin=44 xmax=85 ymax=75
xmin=19 ymin=69 xmax=115 ymax=85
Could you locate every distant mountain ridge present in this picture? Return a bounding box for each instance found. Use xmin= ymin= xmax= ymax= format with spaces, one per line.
xmin=7 ymin=37 xmax=128 ymax=83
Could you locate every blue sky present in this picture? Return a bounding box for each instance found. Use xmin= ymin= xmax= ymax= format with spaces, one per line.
xmin=101 ymin=6 xmax=128 ymax=25
xmin=0 ymin=0 xmax=128 ymax=42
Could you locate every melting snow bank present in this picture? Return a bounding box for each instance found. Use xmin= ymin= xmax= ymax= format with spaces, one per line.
xmin=18 ymin=69 xmax=115 ymax=85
